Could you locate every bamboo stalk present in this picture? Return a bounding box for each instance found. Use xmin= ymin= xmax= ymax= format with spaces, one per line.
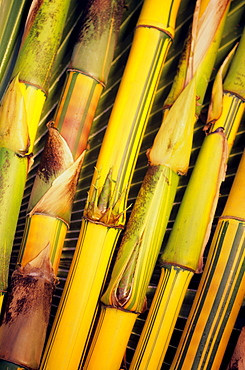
xmin=129 ymin=22 xmax=244 ymax=370
xmin=83 ymin=77 xmax=196 ymax=370
xmin=0 ymin=0 xmax=31 ymax=97
xmin=171 ymin=148 xmax=245 ymax=370
xmin=40 ymin=1 xmax=182 ymax=369
xmin=0 ymin=0 xmax=70 ymax=309
xmin=0 ymin=245 xmax=56 ymax=370
xmin=17 ymin=0 xmax=125 ymax=275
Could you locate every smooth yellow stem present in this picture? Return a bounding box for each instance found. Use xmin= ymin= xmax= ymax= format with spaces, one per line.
xmin=171 ymin=150 xmax=245 ymax=370
xmin=171 ymin=219 xmax=245 ymax=370
xmin=18 ymin=214 xmax=68 ymax=274
xmin=130 ymin=266 xmax=193 ymax=370
xmin=40 ymin=219 xmax=122 ymax=370
xmin=84 ymin=305 xmax=137 ymax=370
xmin=87 ymin=0 xmax=181 ymax=218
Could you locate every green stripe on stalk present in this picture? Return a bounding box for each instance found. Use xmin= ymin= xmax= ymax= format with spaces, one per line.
xmin=191 ymin=222 xmax=244 ymax=369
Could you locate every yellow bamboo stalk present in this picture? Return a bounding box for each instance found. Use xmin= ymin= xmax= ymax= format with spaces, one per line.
xmin=40 ymin=1 xmax=182 ymax=368
xmin=170 ymin=148 xmax=245 ymax=370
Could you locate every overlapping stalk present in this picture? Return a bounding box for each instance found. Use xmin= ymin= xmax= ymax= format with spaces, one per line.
xmin=40 ymin=0 xmax=182 ymax=368
xmin=0 ymin=0 xmax=70 ymax=310
xmin=82 ymin=1 xmax=233 ymax=369
xmin=0 ymin=1 xmax=125 ymax=369
xmin=169 ymin=29 xmax=245 ymax=370
xmin=0 ymin=0 xmax=31 ymax=97
xmin=130 ymin=22 xmax=244 ymax=370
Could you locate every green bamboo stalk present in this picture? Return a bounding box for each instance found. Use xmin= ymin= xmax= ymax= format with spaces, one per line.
xmin=0 ymin=0 xmax=71 ymax=309
xmin=130 ymin=24 xmax=245 ymax=370
xmin=40 ymin=0 xmax=183 ymax=368
xmin=0 ymin=0 xmax=32 ymax=97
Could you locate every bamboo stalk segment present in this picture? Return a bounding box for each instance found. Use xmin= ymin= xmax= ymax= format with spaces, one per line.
xmin=41 ymin=219 xmax=122 ymax=369
xmin=131 ymin=266 xmax=194 ymax=370
xmin=53 ymin=71 xmax=103 ymax=159
xmin=17 ymin=0 xmax=125 ymax=273
xmin=0 ymin=0 xmax=31 ymax=94
xmin=0 ymin=0 xmax=71 ymax=306
xmin=40 ymin=0 xmax=182 ymax=368
xmin=171 ymin=149 xmax=245 ymax=370
xmin=130 ymin=23 xmax=244 ymax=370
xmin=0 ymin=245 xmax=56 ymax=370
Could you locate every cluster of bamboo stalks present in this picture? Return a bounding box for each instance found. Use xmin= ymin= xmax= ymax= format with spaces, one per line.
xmin=0 ymin=0 xmax=244 ymax=369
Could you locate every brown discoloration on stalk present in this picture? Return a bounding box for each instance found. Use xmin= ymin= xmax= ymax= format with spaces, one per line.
xmin=227 ymin=327 xmax=245 ymax=370
xmin=0 ymin=150 xmax=10 ymax=206
xmin=22 ymin=0 xmax=44 ymax=45
xmin=30 ymin=151 xmax=85 ymax=223
xmin=78 ymin=0 xmax=124 ymax=43
xmin=37 ymin=124 xmax=73 ymax=183
xmin=0 ymin=245 xmax=55 ymax=368
xmin=120 ymin=165 xmax=165 ymax=242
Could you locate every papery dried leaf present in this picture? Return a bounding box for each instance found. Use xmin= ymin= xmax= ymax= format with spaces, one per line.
xmin=207 ymin=44 xmax=238 ymax=125
xmin=193 ymin=0 xmax=230 ymax=74
xmin=28 ymin=124 xmax=74 ymax=211
xmin=30 ymin=151 xmax=85 ymax=222
xmin=148 ymin=77 xmax=196 ymax=174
